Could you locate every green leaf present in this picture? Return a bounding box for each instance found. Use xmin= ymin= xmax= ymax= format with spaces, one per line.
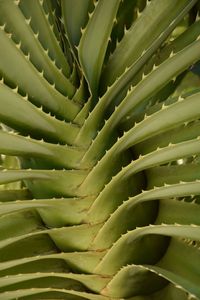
xmin=0 ymin=197 xmax=93 ymax=227
xmin=61 ymin=0 xmax=92 ymax=47
xmin=147 ymin=163 xmax=200 ymax=188
xmin=0 ymin=169 xmax=88 ymax=198
xmin=18 ymin=0 xmax=71 ymax=77
xmin=0 ymin=272 xmax=109 ymax=294
xmin=92 ymin=196 xmax=200 ymax=250
xmin=0 ymin=251 xmax=105 ymax=275
xmin=79 ymin=40 xmax=200 ymax=164
xmin=78 ymin=0 xmax=121 ymax=93
xmin=134 ymin=120 xmax=200 ymax=156
xmin=0 ymin=29 xmax=80 ymax=121
xmin=95 ymin=224 xmax=200 ymax=275
xmin=79 ymin=91 xmax=200 ymax=194
xmin=0 ymin=0 xmax=76 ymax=98
xmin=0 ymin=288 xmax=108 ymax=300
xmin=79 ymin=136 xmax=200 ymax=201
xmin=0 ymin=130 xmax=84 ymax=169
xmin=0 ymin=223 xmax=101 ymax=252
xmin=0 ymin=189 xmax=31 ymax=202
xmin=101 ymin=0 xmax=198 ymax=87
xmin=0 ymin=84 xmax=81 ymax=145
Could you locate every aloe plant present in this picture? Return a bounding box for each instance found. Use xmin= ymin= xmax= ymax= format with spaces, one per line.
xmin=0 ymin=0 xmax=200 ymax=299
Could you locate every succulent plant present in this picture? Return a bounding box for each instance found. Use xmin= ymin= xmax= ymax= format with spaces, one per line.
xmin=0 ymin=0 xmax=200 ymax=299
